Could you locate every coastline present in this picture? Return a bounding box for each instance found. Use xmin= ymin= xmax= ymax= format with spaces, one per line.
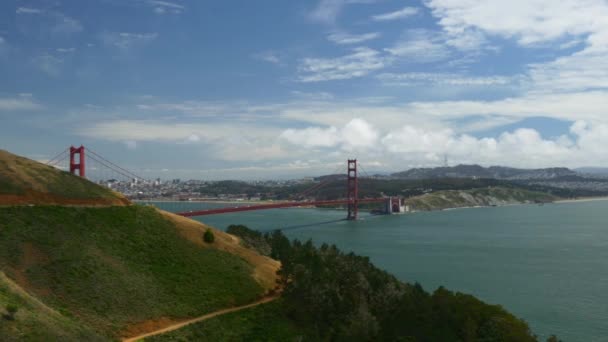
xmin=553 ymin=196 xmax=608 ymax=204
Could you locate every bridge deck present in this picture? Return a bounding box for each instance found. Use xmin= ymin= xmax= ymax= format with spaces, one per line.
xmin=176 ymin=198 xmax=386 ymax=217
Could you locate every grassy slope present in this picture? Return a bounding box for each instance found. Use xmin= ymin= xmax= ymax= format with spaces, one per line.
xmin=0 ymin=149 xmax=128 ymax=206
xmin=0 ymin=205 xmax=265 ymax=339
xmin=406 ymin=186 xmax=557 ymax=211
xmin=0 ymin=272 xmax=104 ymax=342
xmin=145 ymin=299 xmax=304 ymax=342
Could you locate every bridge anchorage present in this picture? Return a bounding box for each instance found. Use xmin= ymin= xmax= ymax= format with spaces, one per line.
xmin=48 ymin=145 xmax=408 ymax=220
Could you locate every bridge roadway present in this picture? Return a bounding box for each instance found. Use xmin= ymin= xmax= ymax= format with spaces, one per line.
xmin=176 ymin=198 xmax=387 ymax=217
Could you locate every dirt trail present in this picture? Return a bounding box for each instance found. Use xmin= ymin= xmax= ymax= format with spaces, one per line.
xmin=121 ymin=295 xmax=279 ymax=342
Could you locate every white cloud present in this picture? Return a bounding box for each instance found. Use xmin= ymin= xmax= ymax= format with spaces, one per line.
xmin=282 ymin=118 xmax=608 ymax=169
xmin=0 ymin=36 xmax=7 ymax=56
xmin=16 ymin=7 xmax=42 ymax=14
xmin=280 ymin=126 xmax=341 ymax=148
xmin=252 ymin=51 xmax=283 ymax=65
xmin=52 ymin=14 xmax=83 ymax=35
xmin=310 ymin=0 xmax=375 ymax=23
xmin=56 ymin=47 xmax=76 ymax=53
xmin=327 ymin=32 xmax=381 ymax=45
xmin=148 ymin=0 xmax=185 ymax=14
xmin=101 ymin=32 xmax=158 ymax=49
xmin=0 ymin=95 xmax=43 ymax=111
xmin=298 ymin=47 xmax=386 ymax=82
xmin=280 ymin=118 xmax=378 ymax=151
xmin=378 ymin=72 xmax=514 ymax=86
xmin=31 ymin=54 xmax=63 ymax=77
xmin=372 ymin=6 xmax=419 ymax=21
xmin=424 ymin=0 xmax=608 ymax=49
xmin=385 ymin=29 xmax=451 ymax=63
xmin=291 ymin=91 xmax=334 ymax=100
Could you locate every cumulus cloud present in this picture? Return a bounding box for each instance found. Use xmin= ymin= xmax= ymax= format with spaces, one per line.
xmin=281 ymin=118 xmax=608 ymax=168
xmin=372 ymin=6 xmax=419 ymax=21
xmin=280 ymin=118 xmax=378 ymax=151
xmin=425 ymin=0 xmax=608 ymax=48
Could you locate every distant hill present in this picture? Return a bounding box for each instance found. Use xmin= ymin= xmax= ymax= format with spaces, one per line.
xmin=0 ymin=149 xmax=129 ymax=206
xmin=391 ymin=164 xmax=577 ymax=180
xmin=405 ymin=187 xmax=557 ymax=211
xmin=575 ymin=167 xmax=608 ymax=177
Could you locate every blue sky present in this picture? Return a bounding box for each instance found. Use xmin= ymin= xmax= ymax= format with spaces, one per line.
xmin=1 ymin=0 xmax=608 ymax=179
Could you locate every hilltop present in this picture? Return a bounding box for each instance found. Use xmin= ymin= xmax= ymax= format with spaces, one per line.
xmin=0 ymin=150 xmax=129 ymax=206
xmin=0 ymin=150 xmax=279 ymax=341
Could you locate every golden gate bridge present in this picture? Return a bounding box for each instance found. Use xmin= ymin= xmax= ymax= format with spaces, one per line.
xmin=46 ymin=145 xmax=406 ymax=220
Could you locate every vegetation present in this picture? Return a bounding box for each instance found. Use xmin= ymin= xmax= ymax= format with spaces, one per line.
xmin=150 ymin=225 xmax=553 ymax=341
xmin=4 ymin=304 xmax=18 ymax=320
xmin=0 ymin=205 xmax=264 ymax=338
xmin=265 ymin=229 xmax=537 ymax=341
xmin=226 ymin=224 xmax=271 ymax=256
xmin=0 ymin=271 xmax=104 ymax=341
xmin=406 ymin=187 xmax=557 ymax=211
xmin=203 ymin=228 xmax=215 ymax=243
xmin=146 ymin=299 xmax=305 ymax=342
xmin=0 ymin=150 xmax=128 ymax=205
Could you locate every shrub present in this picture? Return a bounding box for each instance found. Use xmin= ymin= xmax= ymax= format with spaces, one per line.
xmin=203 ymin=229 xmax=215 ymax=243
xmin=4 ymin=304 xmax=18 ymax=321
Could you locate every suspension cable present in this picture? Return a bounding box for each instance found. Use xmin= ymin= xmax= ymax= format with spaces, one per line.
xmin=46 ymin=148 xmax=68 ymax=166
xmin=87 ymin=153 xmax=143 ymax=181
xmin=87 ymin=148 xmax=147 ymax=181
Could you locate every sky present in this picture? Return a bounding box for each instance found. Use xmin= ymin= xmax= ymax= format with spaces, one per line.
xmin=1 ymin=0 xmax=608 ymax=179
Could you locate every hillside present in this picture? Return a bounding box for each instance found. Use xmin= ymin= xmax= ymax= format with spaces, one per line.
xmin=0 ymin=150 xmax=129 ymax=206
xmin=392 ymin=164 xmax=577 ymax=180
xmin=0 ymin=271 xmax=104 ymax=341
xmin=405 ymin=187 xmax=557 ymax=211
xmin=0 ymin=150 xmax=280 ymax=341
xmin=0 ymin=205 xmax=279 ymax=340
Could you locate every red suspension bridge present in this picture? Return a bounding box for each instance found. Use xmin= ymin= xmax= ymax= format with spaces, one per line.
xmin=46 ymin=145 xmax=406 ymax=220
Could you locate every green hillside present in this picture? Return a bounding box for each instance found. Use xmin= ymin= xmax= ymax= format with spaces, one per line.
xmin=0 ymin=149 xmax=129 ymax=206
xmin=0 ymin=272 xmax=104 ymax=341
xmin=0 ymin=205 xmax=265 ymax=340
xmin=406 ymin=187 xmax=557 ymax=211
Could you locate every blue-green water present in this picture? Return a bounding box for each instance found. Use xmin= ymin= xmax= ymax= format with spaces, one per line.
xmin=155 ymin=200 xmax=608 ymax=341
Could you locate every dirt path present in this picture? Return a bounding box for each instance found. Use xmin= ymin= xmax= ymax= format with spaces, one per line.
xmin=122 ymin=295 xmax=279 ymax=342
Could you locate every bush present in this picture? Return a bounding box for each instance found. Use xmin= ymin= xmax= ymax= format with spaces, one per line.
xmin=4 ymin=304 xmax=18 ymax=321
xmin=203 ymin=229 xmax=215 ymax=243
xmin=227 ymin=224 xmax=271 ymax=256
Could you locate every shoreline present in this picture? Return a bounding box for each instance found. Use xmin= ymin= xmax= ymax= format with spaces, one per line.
xmin=139 ymin=196 xmax=608 ymax=214
xmin=553 ymin=196 xmax=608 ymax=204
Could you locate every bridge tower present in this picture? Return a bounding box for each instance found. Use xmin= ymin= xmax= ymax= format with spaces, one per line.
xmin=69 ymin=145 xmax=86 ymax=178
xmin=346 ymin=159 xmax=358 ymax=220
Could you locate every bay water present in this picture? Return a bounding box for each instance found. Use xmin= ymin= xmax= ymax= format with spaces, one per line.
xmin=154 ymin=200 xmax=608 ymax=341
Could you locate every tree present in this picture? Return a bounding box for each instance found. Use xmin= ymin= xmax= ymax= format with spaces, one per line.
xmin=203 ymin=229 xmax=215 ymax=243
